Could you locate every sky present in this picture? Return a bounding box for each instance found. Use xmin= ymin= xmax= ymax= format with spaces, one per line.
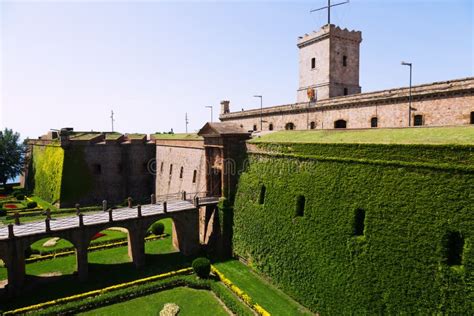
xmin=0 ymin=0 xmax=473 ymax=139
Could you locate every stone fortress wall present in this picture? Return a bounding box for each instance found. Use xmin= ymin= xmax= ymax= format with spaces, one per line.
xmin=220 ymin=77 xmax=474 ymax=131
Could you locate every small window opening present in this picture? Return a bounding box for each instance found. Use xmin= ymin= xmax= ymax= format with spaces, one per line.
xmin=295 ymin=195 xmax=305 ymax=217
xmin=470 ymin=112 xmax=474 ymax=124
xmin=354 ymin=208 xmax=365 ymax=236
xmin=414 ymin=114 xmax=423 ymax=126
xmin=160 ymin=162 xmax=164 ymax=173
xmin=371 ymin=117 xmax=378 ymax=128
xmin=169 ymin=164 xmax=173 ymax=176
xmin=443 ymin=231 xmax=464 ymax=266
xmin=93 ymin=164 xmax=101 ymax=175
xmin=310 ymin=121 xmax=316 ymax=129
xmin=285 ymin=122 xmax=295 ymax=130
xmin=259 ymin=185 xmax=266 ymax=205
xmin=269 ymin=123 xmax=274 ymax=131
xmin=343 ymin=55 xmax=347 ymax=67
xmin=334 ymin=119 xmax=347 ymax=129
xmin=253 ymin=124 xmax=257 ymax=131
xmin=311 ymin=57 xmax=316 ymax=69
xmin=179 ymin=166 xmax=184 ymax=179
xmin=344 ymin=88 xmax=348 ymax=95
xmin=192 ymin=170 xmax=197 ymax=183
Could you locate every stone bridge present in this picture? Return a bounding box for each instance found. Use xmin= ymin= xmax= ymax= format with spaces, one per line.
xmin=0 ymin=196 xmax=219 ymax=296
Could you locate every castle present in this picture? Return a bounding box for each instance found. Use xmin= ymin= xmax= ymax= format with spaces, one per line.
xmin=219 ymin=24 xmax=474 ymax=131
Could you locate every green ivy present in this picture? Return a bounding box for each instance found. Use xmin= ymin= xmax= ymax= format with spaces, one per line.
xmin=60 ymin=146 xmax=93 ymax=205
xmin=28 ymin=145 xmax=64 ymax=203
xmin=232 ymin=145 xmax=473 ymax=314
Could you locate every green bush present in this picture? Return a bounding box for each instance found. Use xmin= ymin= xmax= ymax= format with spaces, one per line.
xmin=27 ymin=201 xmax=38 ymax=209
xmin=232 ymin=144 xmax=473 ymax=315
xmin=0 ymin=209 xmax=6 ymax=216
xmin=149 ymin=221 xmax=165 ymax=236
xmin=192 ymin=257 xmax=211 ymax=279
xmin=14 ymin=193 xmax=25 ymax=200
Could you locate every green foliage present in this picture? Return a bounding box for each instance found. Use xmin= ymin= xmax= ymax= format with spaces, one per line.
xmin=192 ymin=257 xmax=211 ymax=278
xmin=60 ymin=146 xmax=93 ymax=205
xmin=26 ymin=201 xmax=37 ymax=209
xmin=0 ymin=209 xmax=6 ymax=216
xmin=28 ymin=145 xmax=64 ymax=203
xmin=0 ymin=128 xmax=26 ymax=185
xmin=149 ymin=221 xmax=165 ymax=235
xmin=15 ymin=193 xmax=25 ymax=200
xmin=232 ymin=144 xmax=473 ymax=314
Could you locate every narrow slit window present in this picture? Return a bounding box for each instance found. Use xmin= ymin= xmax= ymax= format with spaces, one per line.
xmin=192 ymin=170 xmax=197 ymax=183
xmin=259 ymin=185 xmax=266 ymax=205
xmin=444 ymin=231 xmax=464 ymax=266
xmin=160 ymin=162 xmax=164 ymax=173
xmin=470 ymin=112 xmax=474 ymax=124
xmin=295 ymin=195 xmax=305 ymax=217
xmin=179 ymin=166 xmax=184 ymax=179
xmin=253 ymin=124 xmax=257 ymax=131
xmin=169 ymin=164 xmax=173 ymax=176
xmin=343 ymin=55 xmax=347 ymax=67
xmin=344 ymin=88 xmax=348 ymax=95
xmin=311 ymin=57 xmax=316 ymax=69
xmin=354 ymin=208 xmax=365 ymax=236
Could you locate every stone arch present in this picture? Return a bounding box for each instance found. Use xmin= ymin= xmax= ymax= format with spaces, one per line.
xmin=285 ymin=122 xmax=295 ymax=130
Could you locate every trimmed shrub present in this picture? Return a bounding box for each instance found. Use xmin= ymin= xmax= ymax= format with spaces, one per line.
xmin=0 ymin=209 xmax=6 ymax=216
xmin=27 ymin=201 xmax=38 ymax=209
xmin=15 ymin=193 xmax=25 ymax=200
xmin=192 ymin=257 xmax=211 ymax=279
xmin=150 ymin=221 xmax=165 ymax=236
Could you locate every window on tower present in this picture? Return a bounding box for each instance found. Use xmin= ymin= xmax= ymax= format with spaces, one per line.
xmin=343 ymin=55 xmax=348 ymax=67
xmin=311 ymin=58 xmax=316 ymax=69
xmin=344 ymin=88 xmax=348 ymax=95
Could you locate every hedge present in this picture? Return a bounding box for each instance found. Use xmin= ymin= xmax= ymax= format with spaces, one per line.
xmin=232 ymin=144 xmax=473 ymax=314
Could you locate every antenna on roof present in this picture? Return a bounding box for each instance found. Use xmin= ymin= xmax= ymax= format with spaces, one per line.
xmin=185 ymin=112 xmax=189 ymax=133
xmin=110 ymin=110 xmax=115 ymax=132
xmin=310 ymin=0 xmax=349 ymax=25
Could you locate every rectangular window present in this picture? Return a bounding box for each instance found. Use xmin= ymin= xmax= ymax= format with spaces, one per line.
xmin=343 ymin=55 xmax=347 ymax=67
xmin=311 ymin=57 xmax=316 ymax=69
xmin=344 ymin=88 xmax=348 ymax=95
xmin=169 ymin=164 xmax=173 ymax=176
xmin=414 ymin=115 xmax=423 ymax=126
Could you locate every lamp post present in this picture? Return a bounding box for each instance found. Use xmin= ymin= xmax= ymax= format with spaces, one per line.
xmin=205 ymin=106 xmax=213 ymax=122
xmin=253 ymin=95 xmax=263 ymax=131
xmin=401 ymin=61 xmax=413 ymax=126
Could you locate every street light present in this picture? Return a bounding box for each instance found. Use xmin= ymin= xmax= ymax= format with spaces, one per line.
xmin=253 ymin=95 xmax=263 ymax=131
xmin=205 ymin=106 xmax=213 ymax=122
xmin=401 ymin=61 xmax=413 ymax=126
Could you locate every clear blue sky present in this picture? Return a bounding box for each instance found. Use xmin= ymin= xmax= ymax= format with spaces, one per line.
xmin=1 ymin=0 xmax=472 ymax=139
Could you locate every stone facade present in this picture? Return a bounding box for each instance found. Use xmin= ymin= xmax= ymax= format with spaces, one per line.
xmin=221 ymin=77 xmax=474 ymax=131
xmin=297 ymin=24 xmax=362 ymax=102
xmin=25 ymin=129 xmax=155 ymax=207
xmin=154 ymin=138 xmax=207 ymax=198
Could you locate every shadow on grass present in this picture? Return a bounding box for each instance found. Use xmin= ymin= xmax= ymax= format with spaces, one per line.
xmin=0 ymin=252 xmax=194 ymax=311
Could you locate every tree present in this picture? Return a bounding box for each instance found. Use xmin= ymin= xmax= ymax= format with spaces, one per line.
xmin=0 ymin=128 xmax=26 ymax=186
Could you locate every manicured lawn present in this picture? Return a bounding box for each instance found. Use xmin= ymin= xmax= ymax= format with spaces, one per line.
xmin=251 ymin=126 xmax=474 ymax=145
xmin=214 ymin=260 xmax=312 ymax=316
xmin=80 ymin=287 xmax=229 ymax=316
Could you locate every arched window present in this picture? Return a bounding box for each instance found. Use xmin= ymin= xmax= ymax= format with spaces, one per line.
xmin=354 ymin=209 xmax=366 ymax=236
xmin=285 ymin=122 xmax=295 ymax=130
xmin=334 ymin=119 xmax=347 ymax=129
xmin=192 ymin=170 xmax=197 ymax=183
xmin=310 ymin=121 xmax=316 ymax=129
xmin=295 ymin=195 xmax=305 ymax=217
xmin=179 ymin=166 xmax=184 ymax=179
xmin=259 ymin=185 xmax=266 ymax=205
xmin=414 ymin=115 xmax=423 ymax=126
xmin=443 ymin=231 xmax=464 ymax=266
xmin=269 ymin=123 xmax=274 ymax=131
xmin=371 ymin=117 xmax=378 ymax=128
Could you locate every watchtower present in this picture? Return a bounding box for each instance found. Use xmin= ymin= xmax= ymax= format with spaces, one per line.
xmin=296 ymin=24 xmax=362 ymax=102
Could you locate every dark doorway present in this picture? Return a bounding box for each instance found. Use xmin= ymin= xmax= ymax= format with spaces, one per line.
xmin=334 ymin=120 xmax=347 ymax=129
xmin=371 ymin=117 xmax=378 ymax=128
xmin=285 ymin=123 xmax=295 ymax=130
xmin=209 ymin=168 xmax=222 ymax=197
xmin=414 ymin=115 xmax=423 ymax=126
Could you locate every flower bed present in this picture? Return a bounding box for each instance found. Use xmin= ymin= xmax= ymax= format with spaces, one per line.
xmin=211 ymin=265 xmax=270 ymax=316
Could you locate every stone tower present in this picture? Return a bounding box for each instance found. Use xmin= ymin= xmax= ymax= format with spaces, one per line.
xmin=296 ymin=24 xmax=362 ymax=103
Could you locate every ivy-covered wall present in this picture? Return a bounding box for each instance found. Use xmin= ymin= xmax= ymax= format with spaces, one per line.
xmin=60 ymin=146 xmax=93 ymax=206
xmin=233 ymin=143 xmax=473 ymax=314
xmin=27 ymin=145 xmax=64 ymax=203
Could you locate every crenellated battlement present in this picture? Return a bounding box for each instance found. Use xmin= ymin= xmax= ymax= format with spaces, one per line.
xmin=297 ymin=24 xmax=361 ymax=48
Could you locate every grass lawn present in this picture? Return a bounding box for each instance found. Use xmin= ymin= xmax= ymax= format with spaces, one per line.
xmin=80 ymin=287 xmax=229 ymax=316
xmin=30 ymin=229 xmax=128 ymax=254
xmin=251 ymin=126 xmax=474 ymax=145
xmin=214 ymin=260 xmax=312 ymax=316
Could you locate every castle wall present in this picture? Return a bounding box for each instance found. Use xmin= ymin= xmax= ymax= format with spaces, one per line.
xmin=222 ymin=88 xmax=474 ymax=131
xmin=155 ymin=139 xmax=207 ymax=198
